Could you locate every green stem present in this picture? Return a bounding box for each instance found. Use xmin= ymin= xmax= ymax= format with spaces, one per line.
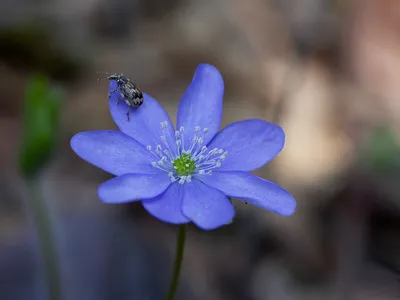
xmin=166 ymin=224 xmax=187 ymax=300
xmin=26 ymin=179 xmax=62 ymax=300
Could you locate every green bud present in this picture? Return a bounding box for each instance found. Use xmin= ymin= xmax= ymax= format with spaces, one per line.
xmin=18 ymin=74 xmax=62 ymax=178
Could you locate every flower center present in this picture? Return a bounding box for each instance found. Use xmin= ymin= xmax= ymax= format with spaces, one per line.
xmin=173 ymin=153 xmax=196 ymax=176
xmin=146 ymin=121 xmax=228 ymax=184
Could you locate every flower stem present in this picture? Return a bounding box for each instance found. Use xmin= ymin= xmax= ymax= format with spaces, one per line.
xmin=26 ymin=179 xmax=62 ymax=300
xmin=166 ymin=224 xmax=187 ymax=300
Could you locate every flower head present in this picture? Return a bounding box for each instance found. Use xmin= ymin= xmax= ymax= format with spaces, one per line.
xmin=70 ymin=64 xmax=296 ymax=230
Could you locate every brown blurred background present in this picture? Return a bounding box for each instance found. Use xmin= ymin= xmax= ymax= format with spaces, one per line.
xmin=1 ymin=0 xmax=400 ymax=299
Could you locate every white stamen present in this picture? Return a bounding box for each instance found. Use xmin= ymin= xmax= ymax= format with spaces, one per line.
xmin=148 ymin=123 xmax=227 ymax=184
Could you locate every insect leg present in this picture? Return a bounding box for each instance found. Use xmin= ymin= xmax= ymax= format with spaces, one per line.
xmin=117 ymin=95 xmax=123 ymax=104
xmin=126 ymin=107 xmax=131 ymax=121
xmin=108 ymin=87 xmax=119 ymax=99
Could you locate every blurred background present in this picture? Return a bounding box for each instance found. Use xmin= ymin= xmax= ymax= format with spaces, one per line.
xmin=1 ymin=0 xmax=400 ymax=299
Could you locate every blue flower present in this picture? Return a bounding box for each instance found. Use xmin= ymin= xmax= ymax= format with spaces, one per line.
xmin=70 ymin=64 xmax=296 ymax=230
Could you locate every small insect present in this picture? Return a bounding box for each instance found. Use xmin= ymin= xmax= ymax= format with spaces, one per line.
xmin=97 ymin=72 xmax=143 ymax=121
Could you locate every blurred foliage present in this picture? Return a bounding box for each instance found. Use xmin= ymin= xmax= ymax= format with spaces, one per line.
xmin=0 ymin=24 xmax=82 ymax=80
xmin=18 ymin=74 xmax=62 ymax=178
xmin=361 ymin=126 xmax=400 ymax=174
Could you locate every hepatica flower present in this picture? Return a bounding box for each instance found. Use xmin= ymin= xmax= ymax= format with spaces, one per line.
xmin=71 ymin=64 xmax=296 ymax=230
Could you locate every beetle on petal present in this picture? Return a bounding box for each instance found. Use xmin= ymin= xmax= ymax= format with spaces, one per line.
xmin=97 ymin=72 xmax=143 ymax=121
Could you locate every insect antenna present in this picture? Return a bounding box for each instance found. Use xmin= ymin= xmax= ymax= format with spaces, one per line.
xmin=96 ymin=71 xmax=110 ymax=82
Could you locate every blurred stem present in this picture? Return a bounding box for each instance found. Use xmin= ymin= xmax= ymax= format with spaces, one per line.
xmin=26 ymin=178 xmax=62 ymax=300
xmin=166 ymin=224 xmax=187 ymax=300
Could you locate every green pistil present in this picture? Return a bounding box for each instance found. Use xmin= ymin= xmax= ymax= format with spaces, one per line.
xmin=173 ymin=153 xmax=196 ymax=176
